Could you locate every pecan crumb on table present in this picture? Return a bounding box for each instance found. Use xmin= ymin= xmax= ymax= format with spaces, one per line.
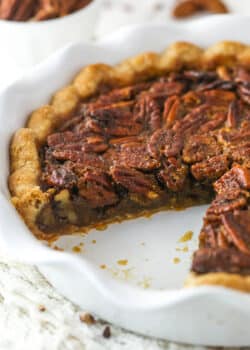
xmin=38 ymin=305 xmax=46 ymax=312
xmin=103 ymin=325 xmax=111 ymax=338
xmin=80 ymin=312 xmax=96 ymax=325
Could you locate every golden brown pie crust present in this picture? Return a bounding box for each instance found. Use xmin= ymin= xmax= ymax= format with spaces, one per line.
xmin=9 ymin=41 xmax=250 ymax=292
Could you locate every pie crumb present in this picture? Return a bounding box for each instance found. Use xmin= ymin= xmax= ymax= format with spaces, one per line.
xmin=72 ymin=246 xmax=81 ymax=253
xmin=38 ymin=305 xmax=46 ymax=312
xmin=117 ymin=259 xmax=128 ymax=266
xmin=176 ymin=245 xmax=189 ymax=252
xmin=173 ymin=257 xmax=181 ymax=264
xmin=178 ymin=231 xmax=193 ymax=243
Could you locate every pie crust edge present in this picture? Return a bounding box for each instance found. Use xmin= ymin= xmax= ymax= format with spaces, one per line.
xmin=9 ymin=40 xmax=250 ymax=292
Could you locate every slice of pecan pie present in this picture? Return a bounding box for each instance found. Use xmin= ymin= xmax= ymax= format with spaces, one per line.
xmin=9 ymin=41 xmax=250 ymax=292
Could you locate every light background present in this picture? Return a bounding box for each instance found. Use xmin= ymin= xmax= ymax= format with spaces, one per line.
xmin=96 ymin=0 xmax=250 ymax=37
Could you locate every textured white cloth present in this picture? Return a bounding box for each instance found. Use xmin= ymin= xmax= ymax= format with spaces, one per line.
xmin=0 ymin=255 xmax=246 ymax=350
xmin=1 ymin=1 xmax=250 ymax=349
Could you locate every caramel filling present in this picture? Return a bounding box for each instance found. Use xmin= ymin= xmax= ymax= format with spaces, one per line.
xmin=38 ymin=67 xmax=250 ymax=274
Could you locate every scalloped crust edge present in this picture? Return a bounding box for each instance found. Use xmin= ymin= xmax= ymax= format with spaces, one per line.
xmin=8 ymin=40 xmax=250 ymax=291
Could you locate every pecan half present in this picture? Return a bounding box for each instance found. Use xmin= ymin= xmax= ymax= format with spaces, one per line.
xmin=238 ymin=83 xmax=250 ymax=105
xmin=159 ymin=157 xmax=188 ymax=192
xmin=34 ymin=0 xmax=59 ymax=20
xmin=230 ymin=144 xmax=250 ymax=166
xmin=52 ymin=149 xmax=106 ymax=170
xmin=78 ymin=169 xmax=118 ymax=208
xmin=200 ymin=223 xmax=230 ymax=249
xmin=85 ymin=101 xmax=133 ymax=121
xmin=182 ymin=135 xmax=221 ymax=164
xmin=110 ymin=166 xmax=158 ymax=198
xmin=235 ymin=67 xmax=250 ymax=84
xmin=85 ymin=101 xmax=143 ymax=137
xmin=118 ymin=142 xmax=160 ymax=171
xmin=47 ymin=131 xmax=108 ymax=154
xmin=199 ymin=224 xmax=217 ymax=248
xmin=81 ymin=135 xmax=108 ymax=153
xmin=0 ymin=0 xmax=94 ymax=21
xmin=198 ymin=112 xmax=226 ymax=133
xmin=147 ymin=129 xmax=182 ymax=160
xmin=203 ymin=90 xmax=235 ymax=106
xmin=42 ymin=164 xmax=77 ymax=190
xmin=213 ymin=165 xmax=250 ymax=194
xmin=191 ymin=155 xmax=228 ymax=182
xmin=172 ymin=0 xmax=228 ymax=19
xmin=98 ymin=83 xmax=151 ymax=105
xmin=183 ymin=70 xmax=217 ymax=83
xmin=197 ymin=80 xmax=236 ymax=93
xmin=162 ymin=96 xmax=181 ymax=128
xmin=75 ymin=118 xmax=103 ymax=135
xmin=207 ymin=190 xmax=248 ymax=216
xmin=12 ymin=0 xmax=35 ymax=21
xmin=134 ymin=95 xmax=161 ymax=131
xmin=173 ymin=104 xmax=209 ymax=136
xmin=0 ymin=0 xmax=19 ymax=19
xmin=222 ymin=210 xmax=250 ymax=255
xmin=149 ymin=81 xmax=185 ymax=97
xmin=192 ymin=248 xmax=250 ymax=275
xmin=226 ymin=100 xmax=239 ymax=128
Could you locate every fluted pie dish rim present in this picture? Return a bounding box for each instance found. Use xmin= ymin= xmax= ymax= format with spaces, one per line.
xmin=9 ymin=36 xmax=250 ymax=293
xmin=1 ymin=20 xmax=250 ymax=344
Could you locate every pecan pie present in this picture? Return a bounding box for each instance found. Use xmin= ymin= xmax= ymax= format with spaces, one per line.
xmin=9 ymin=41 xmax=250 ymax=292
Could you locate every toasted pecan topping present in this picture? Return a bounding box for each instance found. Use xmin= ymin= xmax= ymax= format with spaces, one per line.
xmin=183 ymin=135 xmax=221 ymax=164
xmin=148 ymin=129 xmax=182 ymax=160
xmin=192 ymin=248 xmax=250 ymax=275
xmin=118 ymin=142 xmax=160 ymax=171
xmin=159 ymin=157 xmax=188 ymax=192
xmin=110 ymin=166 xmax=158 ymax=198
xmin=78 ymin=169 xmax=118 ymax=208
xmin=222 ymin=210 xmax=250 ymax=255
xmin=191 ymin=155 xmax=229 ymax=182
xmin=207 ymin=191 xmax=248 ymax=216
xmin=39 ymin=66 xmax=250 ymax=276
xmin=213 ymin=165 xmax=250 ymax=194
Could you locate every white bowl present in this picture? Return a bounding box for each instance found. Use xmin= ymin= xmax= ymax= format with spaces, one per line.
xmin=0 ymin=0 xmax=101 ymax=69
xmin=1 ymin=16 xmax=250 ymax=347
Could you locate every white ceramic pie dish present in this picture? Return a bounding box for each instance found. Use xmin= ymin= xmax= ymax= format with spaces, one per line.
xmin=1 ymin=17 xmax=250 ymax=346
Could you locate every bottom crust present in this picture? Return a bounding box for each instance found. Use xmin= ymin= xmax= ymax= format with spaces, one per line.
xmin=185 ymin=272 xmax=250 ymax=293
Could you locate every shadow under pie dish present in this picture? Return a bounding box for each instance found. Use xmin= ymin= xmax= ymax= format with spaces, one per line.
xmin=9 ymin=40 xmax=250 ymax=293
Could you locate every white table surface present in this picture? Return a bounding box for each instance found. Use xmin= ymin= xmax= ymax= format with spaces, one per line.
xmin=1 ymin=1 xmax=250 ymax=349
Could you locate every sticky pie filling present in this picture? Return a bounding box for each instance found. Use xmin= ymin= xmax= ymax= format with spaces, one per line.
xmin=10 ymin=35 xmax=250 ymax=297
xmin=12 ymin=59 xmax=250 ymax=278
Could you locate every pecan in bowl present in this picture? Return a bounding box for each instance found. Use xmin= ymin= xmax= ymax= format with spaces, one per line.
xmin=0 ymin=0 xmax=99 ymax=67
xmin=0 ymin=0 xmax=94 ymax=21
xmin=172 ymin=0 xmax=229 ymax=19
